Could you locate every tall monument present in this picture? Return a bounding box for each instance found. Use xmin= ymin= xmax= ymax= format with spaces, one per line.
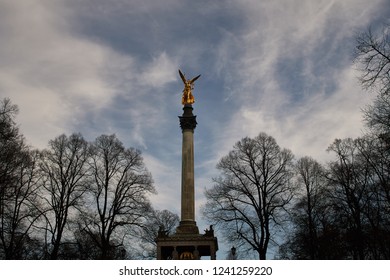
xmin=156 ymin=70 xmax=218 ymax=260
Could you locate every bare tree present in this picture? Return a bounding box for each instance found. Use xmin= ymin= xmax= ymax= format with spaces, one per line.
xmin=39 ymin=133 xmax=90 ymax=259
xmin=355 ymin=24 xmax=390 ymax=95
xmin=327 ymin=138 xmax=373 ymax=259
xmin=0 ymin=150 xmax=42 ymax=260
xmin=0 ymin=99 xmax=20 ymax=193
xmin=81 ymin=134 xmax=155 ymax=259
xmin=279 ymin=157 xmax=337 ymax=259
xmin=354 ymin=137 xmax=390 ymax=258
xmin=293 ymin=157 xmax=327 ymax=259
xmin=0 ymin=98 xmax=42 ymax=259
xmin=203 ymin=132 xmax=294 ymax=260
xmin=137 ymin=209 xmax=179 ymax=259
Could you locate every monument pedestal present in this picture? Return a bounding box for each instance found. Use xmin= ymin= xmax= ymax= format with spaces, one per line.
xmin=156 ymin=229 xmax=218 ymax=260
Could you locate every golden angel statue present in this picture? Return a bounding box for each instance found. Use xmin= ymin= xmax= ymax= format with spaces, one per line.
xmin=179 ymin=69 xmax=200 ymax=105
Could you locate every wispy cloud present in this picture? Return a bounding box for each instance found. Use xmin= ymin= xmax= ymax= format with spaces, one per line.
xmin=206 ymin=0 xmax=385 ymax=163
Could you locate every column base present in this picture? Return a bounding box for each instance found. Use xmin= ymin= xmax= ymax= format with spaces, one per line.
xmin=175 ymin=221 xmax=199 ymax=235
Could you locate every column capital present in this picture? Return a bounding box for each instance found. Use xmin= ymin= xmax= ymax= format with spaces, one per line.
xmin=179 ymin=104 xmax=197 ymax=131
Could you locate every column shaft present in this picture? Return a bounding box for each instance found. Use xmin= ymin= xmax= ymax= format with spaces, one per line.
xmin=181 ymin=129 xmax=195 ymax=221
xmin=177 ymin=104 xmax=198 ymax=234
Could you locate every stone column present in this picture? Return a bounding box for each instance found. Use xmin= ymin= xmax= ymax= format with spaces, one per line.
xmin=176 ymin=104 xmax=199 ymax=234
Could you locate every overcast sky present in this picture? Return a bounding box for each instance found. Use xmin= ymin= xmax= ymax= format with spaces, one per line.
xmin=1 ymin=0 xmax=389 ymax=258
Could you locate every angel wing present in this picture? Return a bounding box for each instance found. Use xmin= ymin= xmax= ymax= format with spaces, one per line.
xmin=178 ymin=69 xmax=186 ymax=84
xmin=190 ymin=74 xmax=201 ymax=84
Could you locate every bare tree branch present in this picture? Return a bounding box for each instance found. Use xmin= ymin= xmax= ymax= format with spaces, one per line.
xmin=355 ymin=25 xmax=390 ymax=95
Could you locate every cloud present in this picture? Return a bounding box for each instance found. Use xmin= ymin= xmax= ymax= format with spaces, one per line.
xmin=206 ymin=0 xmax=384 ymax=164
xmin=0 ymin=1 xmax=124 ymax=147
xmin=138 ymin=52 xmax=178 ymax=88
xmin=226 ymin=67 xmax=373 ymax=161
xmin=0 ymin=0 xmax=183 ymax=150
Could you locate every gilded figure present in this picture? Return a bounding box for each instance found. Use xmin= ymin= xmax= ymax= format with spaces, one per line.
xmin=179 ymin=69 xmax=200 ymax=105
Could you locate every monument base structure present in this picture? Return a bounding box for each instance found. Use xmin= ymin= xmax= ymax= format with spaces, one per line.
xmin=156 ymin=101 xmax=218 ymax=260
xmin=156 ymin=227 xmax=218 ymax=260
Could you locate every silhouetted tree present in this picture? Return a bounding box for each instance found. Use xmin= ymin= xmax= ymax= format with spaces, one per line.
xmin=56 ymin=223 xmax=130 ymax=260
xmin=278 ymin=157 xmax=346 ymax=259
xmin=203 ymin=132 xmax=295 ymax=260
xmin=327 ymin=138 xmax=373 ymax=259
xmin=288 ymin=157 xmax=329 ymax=259
xmin=39 ymin=133 xmax=90 ymax=259
xmin=354 ymin=137 xmax=390 ymax=258
xmin=0 ymin=98 xmax=42 ymax=259
xmin=294 ymin=157 xmax=323 ymax=258
xmin=0 ymin=98 xmax=20 ymax=199
xmin=80 ymin=134 xmax=155 ymax=259
xmin=137 ymin=209 xmax=179 ymax=259
xmin=280 ymin=119 xmax=390 ymax=259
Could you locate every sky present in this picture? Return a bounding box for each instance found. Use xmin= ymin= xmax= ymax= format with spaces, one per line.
xmin=1 ymin=0 xmax=389 ymax=259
